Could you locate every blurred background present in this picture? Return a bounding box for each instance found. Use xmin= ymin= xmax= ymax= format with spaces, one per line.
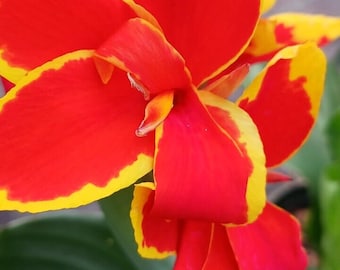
xmin=0 ymin=1 xmax=339 ymax=270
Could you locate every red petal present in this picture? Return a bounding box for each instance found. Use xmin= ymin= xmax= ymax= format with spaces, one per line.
xmin=0 ymin=50 xmax=153 ymax=212
xmin=202 ymin=224 xmax=239 ymax=270
xmin=227 ymin=202 xmax=308 ymax=270
xmin=134 ymin=0 xmax=261 ymax=85
xmin=174 ymin=221 xmax=212 ymax=270
xmin=152 ymin=90 xmax=266 ymax=224
xmin=130 ymin=183 xmax=179 ymax=258
xmin=95 ymin=18 xmax=191 ymax=95
xmin=175 ymin=222 xmax=238 ymax=270
xmin=0 ymin=0 xmax=136 ymax=83
xmin=238 ymin=43 xmax=326 ymax=167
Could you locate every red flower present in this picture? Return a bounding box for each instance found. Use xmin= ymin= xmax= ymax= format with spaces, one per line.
xmin=129 ymin=40 xmax=326 ymax=268
xmin=0 ymin=0 xmax=267 ymax=224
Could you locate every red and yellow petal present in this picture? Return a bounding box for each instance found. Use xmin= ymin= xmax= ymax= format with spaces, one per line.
xmin=227 ymin=202 xmax=307 ymax=270
xmin=152 ymin=90 xmax=266 ymax=224
xmin=0 ymin=50 xmax=154 ymax=213
xmin=95 ymin=18 xmax=191 ymax=95
xmin=239 ymin=14 xmax=340 ymax=64
xmin=0 ymin=0 xmax=137 ymax=83
xmin=130 ymin=183 xmax=179 ymax=258
xmin=238 ymin=43 xmax=326 ymax=167
xmin=134 ymin=0 xmax=261 ymax=85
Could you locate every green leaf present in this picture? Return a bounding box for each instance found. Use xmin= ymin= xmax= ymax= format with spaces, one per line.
xmin=0 ymin=212 xmax=136 ymax=270
xmin=319 ymin=163 xmax=340 ymax=270
xmin=99 ymin=184 xmax=174 ymax=270
xmin=326 ymin=109 xmax=340 ymax=160
xmin=319 ymin=62 xmax=340 ymax=121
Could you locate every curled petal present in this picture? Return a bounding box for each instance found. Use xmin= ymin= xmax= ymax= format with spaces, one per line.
xmin=238 ymin=43 xmax=326 ymax=167
xmin=130 ymin=183 xmax=179 ymax=258
xmin=95 ymin=18 xmax=192 ymax=95
xmin=134 ymin=0 xmax=261 ymax=85
xmin=153 ymin=90 xmax=266 ymax=224
xmin=227 ymin=203 xmax=307 ymax=270
xmin=0 ymin=50 xmax=154 ymax=212
xmin=0 ymin=0 xmax=136 ymax=83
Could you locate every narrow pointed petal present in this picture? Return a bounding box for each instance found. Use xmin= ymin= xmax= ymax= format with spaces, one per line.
xmin=93 ymin=57 xmax=115 ymax=84
xmin=134 ymin=0 xmax=261 ymax=85
xmin=153 ymin=90 xmax=266 ymax=224
xmin=227 ymin=203 xmax=308 ymax=270
xmin=95 ymin=18 xmax=192 ymax=95
xmin=239 ymin=14 xmax=340 ymax=64
xmin=238 ymin=43 xmax=326 ymax=167
xmin=267 ymin=170 xmax=292 ymax=182
xmin=0 ymin=50 xmax=154 ymax=213
xmin=205 ymin=64 xmax=249 ymax=99
xmin=0 ymin=0 xmax=136 ymax=83
xmin=136 ymin=91 xmax=174 ymax=137
xmin=1 ymin=76 xmax=14 ymax=93
xmin=130 ymin=183 xmax=179 ymax=258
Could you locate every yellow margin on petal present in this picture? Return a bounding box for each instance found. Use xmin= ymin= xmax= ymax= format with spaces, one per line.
xmin=0 ymin=49 xmax=154 ymax=212
xmin=198 ymin=91 xmax=267 ymax=224
xmin=0 ymin=50 xmax=94 ymax=112
xmin=0 ymin=154 xmax=153 ymax=213
xmin=0 ymin=49 xmax=28 ymax=83
xmin=130 ymin=182 xmax=175 ymax=259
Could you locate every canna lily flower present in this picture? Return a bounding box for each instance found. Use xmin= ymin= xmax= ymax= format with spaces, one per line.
xmin=130 ymin=43 xmax=326 ymax=269
xmin=0 ymin=0 xmax=268 ymax=224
